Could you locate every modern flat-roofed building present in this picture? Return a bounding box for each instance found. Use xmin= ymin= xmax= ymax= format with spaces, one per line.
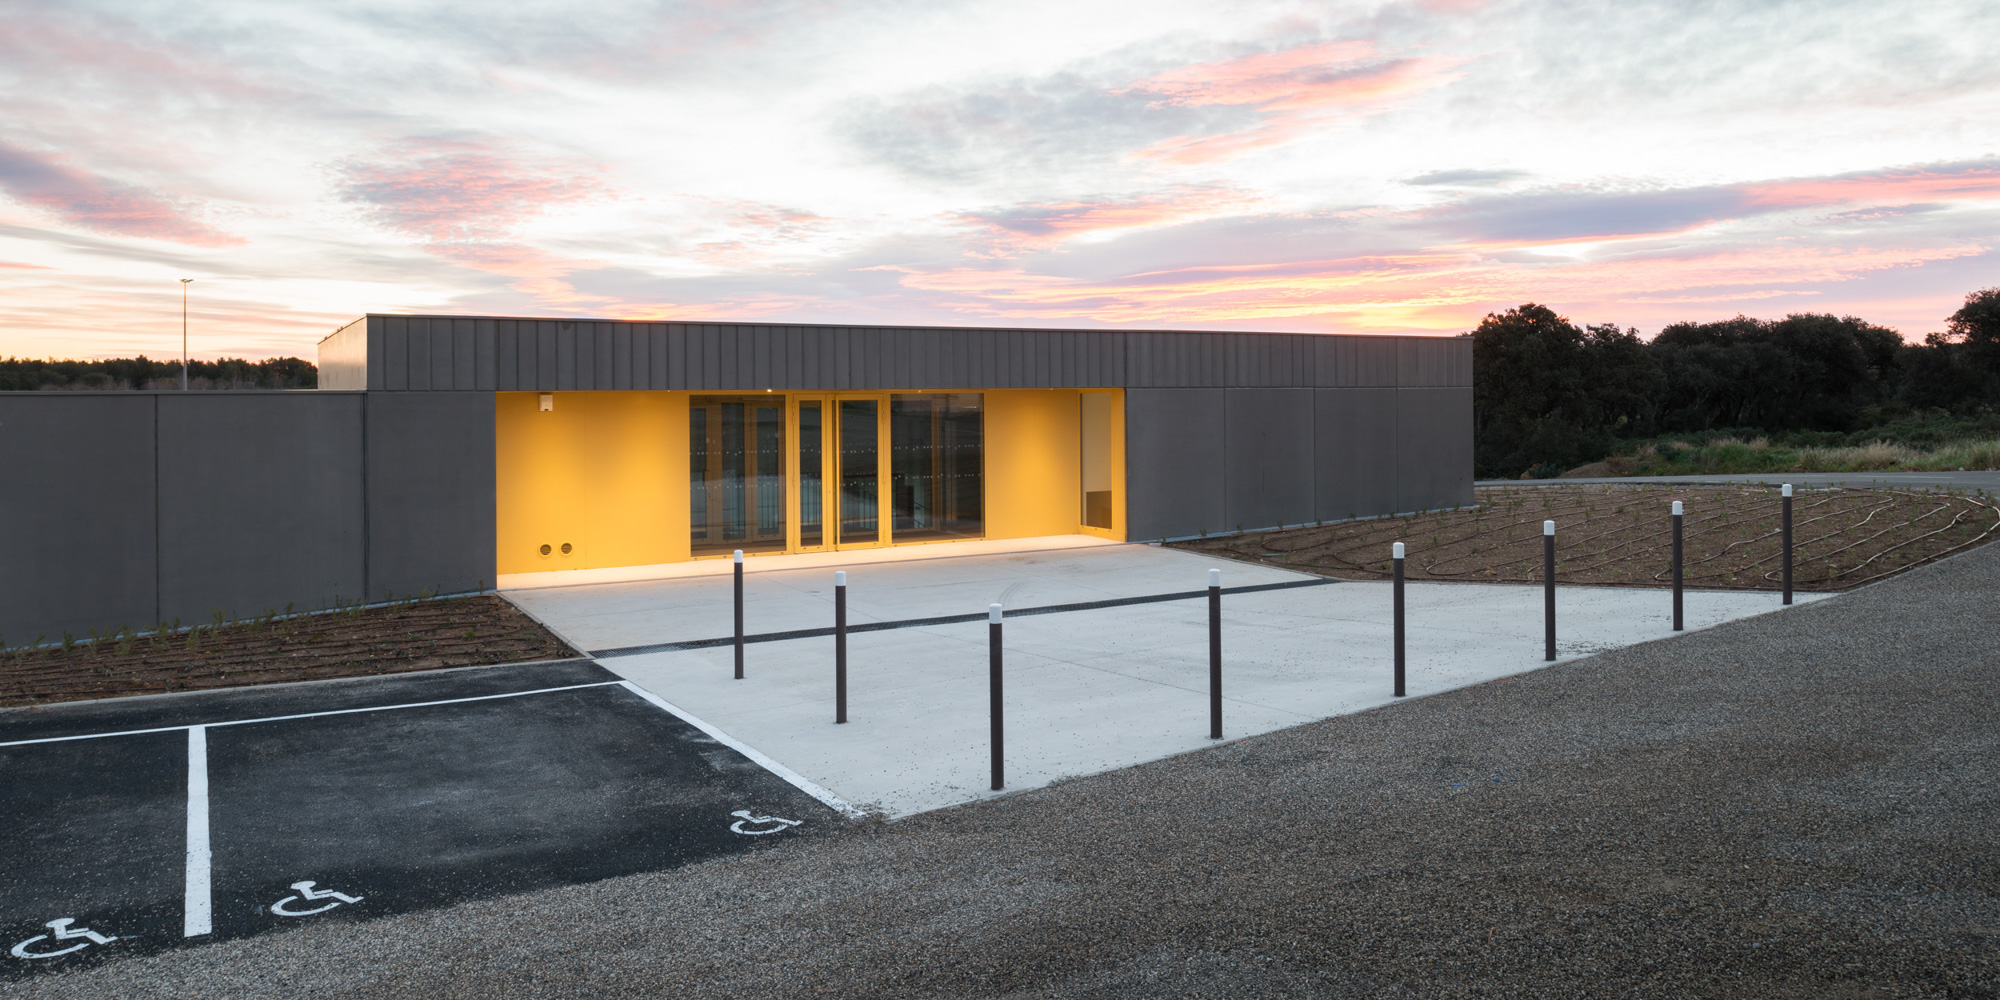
xmin=317 ymin=315 xmax=1472 ymax=580
xmin=0 ymin=315 xmax=1471 ymax=640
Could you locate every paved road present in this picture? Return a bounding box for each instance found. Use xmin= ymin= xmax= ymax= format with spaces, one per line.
xmin=0 ymin=661 xmax=835 ymax=980
xmin=1482 ymin=470 xmax=2000 ymax=491
xmin=12 ymin=546 xmax=2000 ymax=997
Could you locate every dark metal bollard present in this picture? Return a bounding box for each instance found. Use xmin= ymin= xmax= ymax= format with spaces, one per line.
xmin=733 ymin=549 xmax=745 ymax=679
xmin=1543 ymin=520 xmax=1556 ymax=661
xmin=1392 ymin=542 xmax=1406 ymax=697
xmin=834 ymin=570 xmax=848 ymax=723
xmin=1671 ymin=500 xmax=1684 ymax=631
xmin=1208 ymin=568 xmax=1222 ymax=739
xmin=1781 ymin=484 xmax=1793 ymax=605
xmin=989 ymin=603 xmax=1004 ymax=791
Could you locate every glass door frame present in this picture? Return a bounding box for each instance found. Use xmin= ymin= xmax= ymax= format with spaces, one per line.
xmin=790 ymin=393 xmax=892 ymax=552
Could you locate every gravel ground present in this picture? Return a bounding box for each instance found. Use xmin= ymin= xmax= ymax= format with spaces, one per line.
xmin=13 ymin=544 xmax=2000 ymax=998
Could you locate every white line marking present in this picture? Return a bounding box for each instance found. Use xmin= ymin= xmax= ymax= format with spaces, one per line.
xmin=184 ymin=726 xmax=211 ymax=938
xmin=0 ymin=681 xmax=625 ymax=748
xmin=615 ymin=681 xmax=864 ymax=818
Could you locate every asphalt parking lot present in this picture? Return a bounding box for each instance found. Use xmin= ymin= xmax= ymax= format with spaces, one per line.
xmin=0 ymin=660 xmax=842 ymax=977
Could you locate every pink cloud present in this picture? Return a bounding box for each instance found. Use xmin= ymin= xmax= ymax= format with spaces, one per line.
xmin=884 ymin=240 xmax=1985 ymax=335
xmin=1122 ymin=42 xmax=1461 ymax=164
xmin=1742 ymin=160 xmax=2000 ymax=210
xmin=954 ymin=186 xmax=1263 ymax=253
xmin=338 ymin=138 xmax=609 ymax=242
xmin=0 ymin=142 xmax=242 ymax=246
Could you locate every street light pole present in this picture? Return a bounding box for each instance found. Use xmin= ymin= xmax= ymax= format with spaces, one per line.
xmin=179 ymin=278 xmax=193 ymax=390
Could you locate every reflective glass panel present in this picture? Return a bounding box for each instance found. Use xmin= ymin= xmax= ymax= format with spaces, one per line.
xmin=838 ymin=399 xmax=879 ymax=545
xmin=690 ymin=396 xmax=786 ymax=556
xmin=890 ymin=394 xmax=984 ymax=542
xmin=799 ymin=401 xmax=824 ymax=548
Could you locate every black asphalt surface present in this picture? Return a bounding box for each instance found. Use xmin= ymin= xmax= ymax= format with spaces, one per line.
xmin=10 ymin=546 xmax=2000 ymax=997
xmin=0 ymin=661 xmax=834 ymax=979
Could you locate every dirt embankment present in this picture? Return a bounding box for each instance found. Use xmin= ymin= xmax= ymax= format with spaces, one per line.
xmin=0 ymin=595 xmax=577 ymax=709
xmin=1174 ymin=484 xmax=2000 ymax=590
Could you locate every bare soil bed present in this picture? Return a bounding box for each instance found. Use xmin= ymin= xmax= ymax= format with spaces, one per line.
xmin=0 ymin=595 xmax=577 ymax=709
xmin=1174 ymin=484 xmax=2000 ymax=590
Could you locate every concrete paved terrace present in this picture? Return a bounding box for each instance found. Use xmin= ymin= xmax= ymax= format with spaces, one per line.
xmin=503 ymin=536 xmax=1830 ymax=816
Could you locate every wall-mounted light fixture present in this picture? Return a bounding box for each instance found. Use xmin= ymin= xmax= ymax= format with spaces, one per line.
xmin=539 ymin=393 xmax=554 ymax=412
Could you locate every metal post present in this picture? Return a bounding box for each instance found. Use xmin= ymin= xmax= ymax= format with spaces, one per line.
xmin=1208 ymin=568 xmax=1222 ymax=739
xmin=1543 ymin=520 xmax=1556 ymax=661
xmin=179 ymin=278 xmax=192 ymax=391
xmin=1671 ymin=500 xmax=1684 ymax=631
xmin=733 ymin=549 xmax=744 ymax=679
xmin=834 ymin=570 xmax=847 ymax=723
xmin=989 ymin=603 xmax=1004 ymax=791
xmin=1781 ymin=484 xmax=1793 ymax=605
xmin=1393 ymin=542 xmax=1406 ymax=696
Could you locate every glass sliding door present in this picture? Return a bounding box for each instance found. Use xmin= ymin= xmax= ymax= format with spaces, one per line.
xmin=690 ymin=396 xmax=787 ymax=556
xmin=836 ymin=398 xmax=881 ymax=546
xmin=890 ymin=394 xmax=984 ymax=542
xmin=797 ymin=399 xmax=826 ymax=549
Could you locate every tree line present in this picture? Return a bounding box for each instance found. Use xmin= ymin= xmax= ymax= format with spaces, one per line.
xmin=0 ymin=356 xmax=317 ymax=391
xmin=1471 ymin=287 xmax=2000 ymax=479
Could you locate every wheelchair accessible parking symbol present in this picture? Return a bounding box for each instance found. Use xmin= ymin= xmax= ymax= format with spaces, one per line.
xmin=271 ymin=881 xmax=365 ymax=917
xmin=11 ymin=918 xmax=119 ymax=960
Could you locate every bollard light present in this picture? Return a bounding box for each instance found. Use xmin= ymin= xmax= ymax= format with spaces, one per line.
xmin=1543 ymin=521 xmax=1556 ymax=661
xmin=1392 ymin=542 xmax=1406 ymax=697
xmin=1670 ymin=501 xmax=1685 ymax=631
xmin=733 ymin=549 xmax=745 ymax=679
xmin=989 ymin=603 xmax=1005 ymax=790
xmin=1208 ymin=568 xmax=1222 ymax=738
xmin=1780 ymin=484 xmax=1794 ymax=605
xmin=834 ymin=570 xmax=848 ymax=723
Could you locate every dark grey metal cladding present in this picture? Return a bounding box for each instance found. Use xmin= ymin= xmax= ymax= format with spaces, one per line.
xmin=1315 ymin=388 xmax=1399 ymax=523
xmin=0 ymin=394 xmax=158 ymax=642
xmin=1224 ymin=388 xmax=1315 ymax=531
xmin=315 ymin=318 xmax=368 ymax=390
xmin=1124 ymin=388 xmax=1226 ymax=541
xmin=1395 ymin=387 xmax=1475 ymax=512
xmin=364 ymin=392 xmax=497 ymax=601
xmin=156 ymin=393 xmax=365 ymax=624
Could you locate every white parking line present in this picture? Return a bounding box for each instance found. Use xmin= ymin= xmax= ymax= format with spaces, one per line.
xmin=183 ymin=727 xmax=211 ymax=938
xmin=0 ymin=681 xmax=626 ymax=748
xmin=615 ymin=681 xmax=863 ymax=818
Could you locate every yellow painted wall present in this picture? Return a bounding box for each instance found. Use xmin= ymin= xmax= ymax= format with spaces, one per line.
xmin=983 ymin=389 xmax=1082 ymax=540
xmin=495 ymin=391 xmax=688 ymax=574
xmin=1077 ymin=388 xmax=1127 ymax=542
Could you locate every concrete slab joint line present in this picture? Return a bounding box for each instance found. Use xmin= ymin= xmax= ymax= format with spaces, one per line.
xmin=588 ymin=578 xmax=1340 ymax=658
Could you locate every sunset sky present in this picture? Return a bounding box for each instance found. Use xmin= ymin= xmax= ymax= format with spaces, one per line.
xmin=2 ymin=0 xmax=1997 ymax=361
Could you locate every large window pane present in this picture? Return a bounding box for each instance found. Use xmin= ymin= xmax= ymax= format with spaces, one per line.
xmin=838 ymin=399 xmax=879 ymax=545
xmin=890 ymin=394 xmax=983 ymax=542
xmin=799 ymin=401 xmax=823 ymax=548
xmin=690 ymin=396 xmax=786 ymax=556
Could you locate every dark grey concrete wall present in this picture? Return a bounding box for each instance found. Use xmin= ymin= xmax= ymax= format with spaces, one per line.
xmin=341 ymin=315 xmax=1473 ymax=394
xmin=1396 ymin=388 xmax=1476 ymax=512
xmin=1125 ymin=389 xmax=1226 ymax=541
xmin=364 ymin=392 xmax=496 ymax=600
xmin=0 ymin=395 xmax=158 ymax=643
xmin=0 ymin=391 xmax=496 ymax=645
xmin=1315 ymin=388 xmax=1400 ymax=523
xmin=155 ymin=394 xmax=365 ymax=624
xmin=1224 ymin=389 xmax=1314 ymax=533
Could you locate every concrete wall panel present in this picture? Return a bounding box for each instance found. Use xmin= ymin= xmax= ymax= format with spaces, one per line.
xmin=1124 ymin=388 xmax=1225 ymax=541
xmin=0 ymin=395 xmax=158 ymax=641
xmin=1396 ymin=387 xmax=1475 ymax=512
xmin=156 ymin=393 xmax=365 ymax=623
xmin=1224 ymin=388 xmax=1315 ymax=531
xmin=1315 ymin=388 xmax=1399 ymax=522
xmin=365 ymin=392 xmax=496 ymax=600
